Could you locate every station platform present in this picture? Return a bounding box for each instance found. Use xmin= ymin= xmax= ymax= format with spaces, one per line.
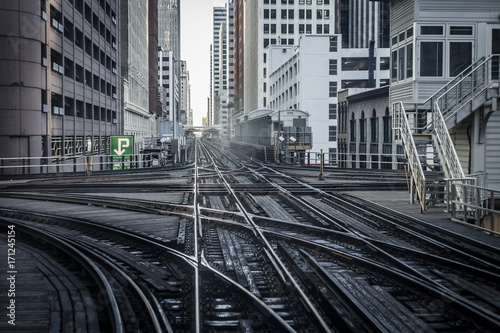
xmin=347 ymin=189 xmax=500 ymax=249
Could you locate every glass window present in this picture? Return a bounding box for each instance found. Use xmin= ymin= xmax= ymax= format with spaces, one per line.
xmin=398 ymin=47 xmax=405 ymax=81
xmin=406 ymin=43 xmax=413 ymax=78
xmin=341 ymin=80 xmax=369 ymax=89
xmin=380 ymin=57 xmax=390 ymax=70
xmin=450 ymin=42 xmax=472 ymax=76
xmin=342 ymin=57 xmax=369 ymax=71
xmin=420 ymin=26 xmax=443 ymax=35
xmin=420 ymin=42 xmax=443 ymax=77
xmin=350 ymin=115 xmax=356 ymax=142
xmin=329 ymin=36 xmax=337 ymax=52
xmin=391 ymin=50 xmax=398 ymax=81
xmin=329 ymin=59 xmax=337 ymax=75
xmin=329 ymin=126 xmax=337 ymax=141
xmin=329 ymin=81 xmax=337 ymax=97
xmin=383 ymin=108 xmax=392 ymax=144
xmin=450 ymin=26 xmax=473 ymax=36
xmin=370 ymin=112 xmax=378 ymax=142
xmin=329 ymin=104 xmax=337 ymax=119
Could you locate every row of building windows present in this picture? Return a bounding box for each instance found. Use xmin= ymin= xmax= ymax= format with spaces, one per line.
xmin=264 ymin=9 xmax=330 ymax=19
xmin=347 ymin=109 xmax=392 ymax=144
xmin=48 ymin=3 xmax=117 ymax=52
xmin=51 ymin=135 xmax=110 ymax=158
xmin=264 ymin=23 xmax=330 ymax=34
xmin=391 ymin=25 xmax=475 ymax=82
xmin=43 ymin=91 xmax=117 ymax=123
xmin=264 ymin=0 xmax=331 ymax=5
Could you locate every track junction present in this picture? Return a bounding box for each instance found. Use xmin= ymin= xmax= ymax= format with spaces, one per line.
xmin=1 ymin=138 xmax=500 ymax=332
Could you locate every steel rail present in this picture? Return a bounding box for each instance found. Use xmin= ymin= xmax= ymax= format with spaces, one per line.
xmin=193 ymin=138 xmax=202 ymax=333
xmin=0 ymin=219 xmax=125 ymax=333
xmin=199 ymin=139 xmax=331 ymax=333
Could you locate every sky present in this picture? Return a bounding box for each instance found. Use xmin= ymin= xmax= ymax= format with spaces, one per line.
xmin=181 ymin=0 xmax=227 ymax=126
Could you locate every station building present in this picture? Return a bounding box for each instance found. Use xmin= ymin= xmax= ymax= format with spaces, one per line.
xmin=375 ymin=0 xmax=500 ymax=213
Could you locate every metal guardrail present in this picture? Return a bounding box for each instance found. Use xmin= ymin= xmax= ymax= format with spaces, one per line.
xmin=0 ymin=154 xmax=155 ymax=175
xmin=393 ymin=101 xmax=428 ymax=213
xmin=436 ymin=54 xmax=500 ymax=123
xmin=393 ymin=55 xmax=500 ymax=214
xmin=447 ymin=177 xmax=499 ymax=232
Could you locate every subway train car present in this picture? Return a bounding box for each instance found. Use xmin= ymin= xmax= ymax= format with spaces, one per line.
xmin=232 ymin=109 xmax=312 ymax=164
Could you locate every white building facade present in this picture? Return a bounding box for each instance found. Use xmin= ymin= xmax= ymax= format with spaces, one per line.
xmin=267 ymin=34 xmax=389 ymax=162
xmin=244 ymin=0 xmax=389 ymax=115
xmin=121 ymin=0 xmax=152 ymax=153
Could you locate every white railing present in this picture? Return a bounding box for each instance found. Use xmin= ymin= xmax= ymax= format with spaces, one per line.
xmin=393 ymin=102 xmax=428 ymax=213
xmin=432 ymin=101 xmax=465 ymax=180
xmin=392 ymin=56 xmax=500 ymax=213
xmin=436 ymin=54 xmax=500 ymax=124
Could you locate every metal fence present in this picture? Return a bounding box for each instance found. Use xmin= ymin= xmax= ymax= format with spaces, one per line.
xmin=0 ymin=154 xmax=155 ymax=176
xmin=447 ymin=175 xmax=500 ymax=232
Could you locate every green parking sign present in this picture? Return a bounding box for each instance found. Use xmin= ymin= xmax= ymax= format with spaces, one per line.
xmin=110 ymin=135 xmax=134 ymax=169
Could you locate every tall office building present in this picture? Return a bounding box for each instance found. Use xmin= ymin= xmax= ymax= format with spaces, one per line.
xmin=243 ymin=0 xmax=389 ymax=114
xmin=233 ymin=0 xmax=244 ymax=112
xmin=149 ymin=0 xmax=161 ymax=117
xmin=210 ymin=5 xmax=227 ymax=126
xmin=121 ymin=0 xmax=151 ymax=153
xmin=158 ymin=47 xmax=175 ymax=121
xmin=338 ymin=0 xmax=390 ymax=49
xmin=0 ymin=0 xmax=121 ymax=172
xmin=158 ymin=0 xmax=183 ymax=129
xmin=158 ymin=0 xmax=180 ymax=62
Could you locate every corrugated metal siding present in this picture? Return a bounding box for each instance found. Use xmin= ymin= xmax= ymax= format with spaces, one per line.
xmin=419 ymin=0 xmax=500 ymax=22
xmin=391 ymin=0 xmax=414 ymax=34
xmin=450 ymin=123 xmax=470 ymax=175
xmin=416 ymin=81 xmax=448 ymax=103
xmin=390 ymin=81 xmax=414 ymax=104
xmin=486 ymin=110 xmax=500 ymax=190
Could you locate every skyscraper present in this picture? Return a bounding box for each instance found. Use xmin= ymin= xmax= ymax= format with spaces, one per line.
xmin=243 ymin=0 xmax=389 ymax=114
xmin=121 ymin=0 xmax=151 ymax=153
xmin=158 ymin=0 xmax=182 ymax=129
xmin=210 ymin=5 xmax=227 ymax=126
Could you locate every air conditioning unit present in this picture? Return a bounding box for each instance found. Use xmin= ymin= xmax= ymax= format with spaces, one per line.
xmin=41 ymin=11 xmax=46 ymax=21
xmin=112 ymin=118 xmax=117 ymax=124
xmin=42 ymin=104 xmax=48 ymax=113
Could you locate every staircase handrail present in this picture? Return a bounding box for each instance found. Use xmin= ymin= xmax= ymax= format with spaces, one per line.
xmin=432 ymin=100 xmax=466 ymax=180
xmin=423 ymin=56 xmax=487 ymax=114
xmin=393 ymin=101 xmax=428 ymax=213
xmin=436 ymin=54 xmax=500 ymax=122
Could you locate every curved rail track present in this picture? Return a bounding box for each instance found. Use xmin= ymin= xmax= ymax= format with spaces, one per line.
xmin=0 ymin=138 xmax=499 ymax=332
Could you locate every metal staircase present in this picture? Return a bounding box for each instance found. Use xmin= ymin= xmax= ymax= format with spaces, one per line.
xmin=393 ymin=55 xmax=500 ymax=213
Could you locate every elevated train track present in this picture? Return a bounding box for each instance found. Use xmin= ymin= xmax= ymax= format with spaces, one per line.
xmin=1 ymin=138 xmax=499 ymax=332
